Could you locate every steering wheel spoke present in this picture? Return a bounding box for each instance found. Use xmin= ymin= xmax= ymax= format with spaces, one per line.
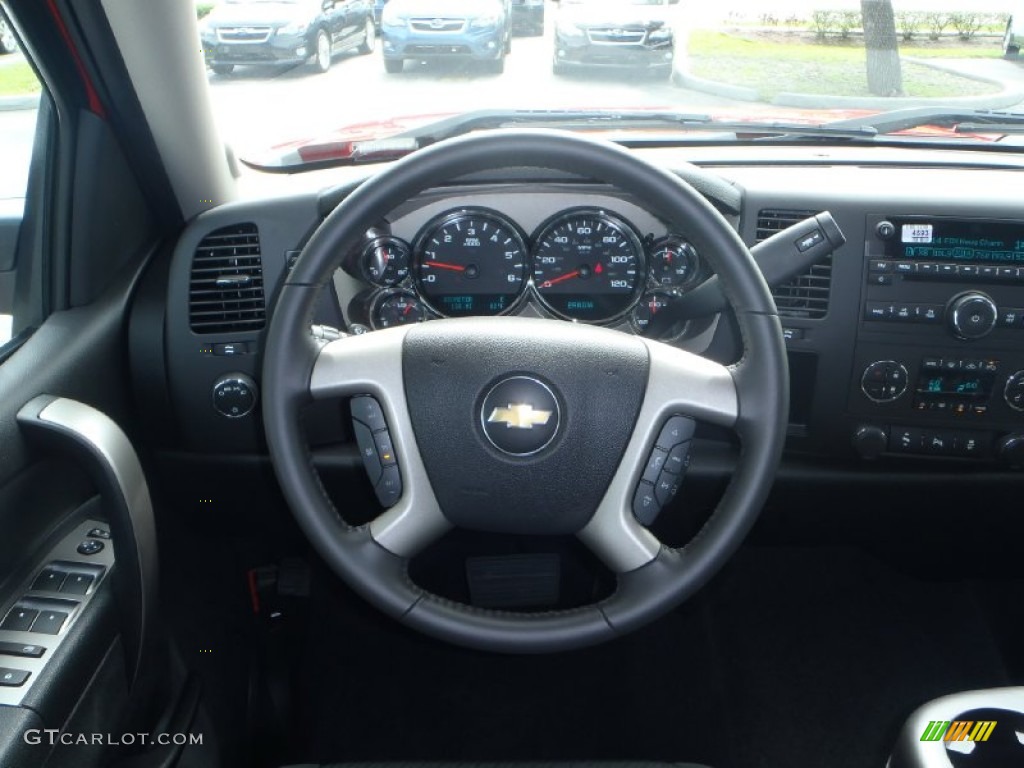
xmin=311 ymin=328 xmax=452 ymax=557
xmin=578 ymin=340 xmax=738 ymax=573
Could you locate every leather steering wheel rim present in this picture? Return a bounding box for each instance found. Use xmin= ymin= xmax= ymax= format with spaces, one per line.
xmin=262 ymin=129 xmax=789 ymax=653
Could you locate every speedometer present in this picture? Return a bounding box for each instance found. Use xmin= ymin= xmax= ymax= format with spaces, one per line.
xmin=415 ymin=209 xmax=528 ymax=317
xmin=531 ymin=209 xmax=644 ymax=323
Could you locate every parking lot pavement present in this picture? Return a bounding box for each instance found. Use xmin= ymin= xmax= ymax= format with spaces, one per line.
xmin=205 ymin=26 xmax=744 ymax=163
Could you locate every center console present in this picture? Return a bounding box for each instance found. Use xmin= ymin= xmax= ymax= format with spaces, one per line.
xmin=849 ymin=215 xmax=1024 ymax=465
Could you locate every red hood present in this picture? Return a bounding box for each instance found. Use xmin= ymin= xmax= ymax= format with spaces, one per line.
xmin=245 ymin=106 xmax=998 ymax=168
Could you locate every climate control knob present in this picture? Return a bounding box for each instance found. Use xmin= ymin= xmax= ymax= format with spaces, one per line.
xmin=1005 ymin=371 xmax=1024 ymax=412
xmin=212 ymin=373 xmax=258 ymax=418
xmin=948 ymin=292 xmax=998 ymax=340
xmin=861 ymin=361 xmax=908 ymax=403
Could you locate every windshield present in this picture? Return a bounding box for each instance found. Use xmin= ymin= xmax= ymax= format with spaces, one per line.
xmin=186 ymin=0 xmax=1024 ymax=170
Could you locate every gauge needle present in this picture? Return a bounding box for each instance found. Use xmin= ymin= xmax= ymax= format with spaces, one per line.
xmin=426 ymin=261 xmax=466 ymax=272
xmin=542 ymin=269 xmax=581 ymax=288
xmin=403 ymin=304 xmax=413 ymax=316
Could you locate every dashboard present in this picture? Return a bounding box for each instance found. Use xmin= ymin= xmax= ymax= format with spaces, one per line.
xmin=132 ymin=148 xmax=1024 ymax=474
xmin=333 ymin=189 xmax=711 ymax=341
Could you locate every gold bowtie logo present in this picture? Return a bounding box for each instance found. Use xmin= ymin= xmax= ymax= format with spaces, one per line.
xmin=487 ymin=404 xmax=552 ymax=430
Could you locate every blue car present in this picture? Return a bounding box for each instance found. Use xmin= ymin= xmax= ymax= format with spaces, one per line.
xmin=380 ymin=0 xmax=512 ymax=73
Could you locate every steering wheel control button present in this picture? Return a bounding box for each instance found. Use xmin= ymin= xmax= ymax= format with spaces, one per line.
xmin=480 ymin=376 xmax=560 ymax=457
xmin=30 ymin=611 xmax=68 ymax=636
xmin=60 ymin=574 xmax=95 ymax=596
xmin=212 ymin=373 xmax=258 ymax=418
xmin=665 ymin=443 xmax=692 ymax=474
xmin=373 ymin=432 xmax=396 ymax=466
xmin=0 ymin=642 xmax=45 ymax=659
xmin=31 ymin=568 xmax=66 ymax=592
xmin=641 ymin=448 xmax=668 ymax=483
xmin=654 ymin=470 xmax=682 ymax=508
xmin=655 ymin=415 xmax=696 ymax=450
xmin=1 ymin=608 xmax=38 ymax=632
xmin=350 ymin=396 xmax=403 ymax=507
xmin=0 ymin=669 xmax=30 ymax=687
xmin=351 ymin=395 xmax=387 ymax=432
xmin=632 ymin=482 xmax=660 ymax=526
xmin=86 ymin=527 xmax=111 ymax=540
xmin=353 ymin=420 xmax=383 ymax=484
xmin=375 ymin=465 xmax=402 ymax=508
xmin=76 ymin=539 xmax=104 ymax=556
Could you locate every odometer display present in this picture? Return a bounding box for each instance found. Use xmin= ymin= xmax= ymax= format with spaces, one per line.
xmin=415 ymin=210 xmax=527 ymax=317
xmin=531 ymin=210 xmax=644 ymax=322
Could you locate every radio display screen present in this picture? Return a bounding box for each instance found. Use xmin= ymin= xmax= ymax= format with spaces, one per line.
xmin=885 ymin=218 xmax=1024 ymax=264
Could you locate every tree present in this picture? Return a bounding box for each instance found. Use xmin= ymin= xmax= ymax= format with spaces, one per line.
xmin=861 ymin=0 xmax=903 ymax=96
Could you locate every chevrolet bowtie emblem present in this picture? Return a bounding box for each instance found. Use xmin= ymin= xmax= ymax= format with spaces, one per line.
xmin=487 ymin=404 xmax=552 ymax=430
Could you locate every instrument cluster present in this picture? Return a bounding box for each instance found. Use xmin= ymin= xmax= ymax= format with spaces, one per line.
xmin=343 ymin=205 xmax=707 ymax=339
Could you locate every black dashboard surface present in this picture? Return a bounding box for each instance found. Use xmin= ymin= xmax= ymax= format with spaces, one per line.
xmin=134 ymin=147 xmax=1024 ymax=473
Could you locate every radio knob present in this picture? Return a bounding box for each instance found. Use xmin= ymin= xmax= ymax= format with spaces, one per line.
xmin=852 ymin=425 xmax=888 ymax=459
xmin=948 ymin=292 xmax=998 ymax=340
xmin=875 ymin=220 xmax=897 ymax=241
xmin=1005 ymin=371 xmax=1024 ymax=412
xmin=861 ymin=360 xmax=908 ymax=403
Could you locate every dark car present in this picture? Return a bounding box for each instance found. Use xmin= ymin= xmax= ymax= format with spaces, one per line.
xmin=510 ymin=0 xmax=544 ymax=36
xmin=380 ymin=0 xmax=512 ymax=73
xmin=200 ymin=0 xmax=376 ymax=74
xmin=553 ymin=0 xmax=676 ymax=77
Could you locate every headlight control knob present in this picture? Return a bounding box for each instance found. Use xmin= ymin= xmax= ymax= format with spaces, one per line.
xmin=948 ymin=292 xmax=998 ymax=340
xmin=212 ymin=373 xmax=258 ymax=418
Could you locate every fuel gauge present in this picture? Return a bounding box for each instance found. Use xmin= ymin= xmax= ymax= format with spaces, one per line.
xmin=649 ymin=238 xmax=699 ymax=288
xmin=372 ymin=291 xmax=428 ymax=329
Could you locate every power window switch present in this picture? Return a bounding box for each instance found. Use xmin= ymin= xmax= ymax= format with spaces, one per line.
xmin=30 ymin=611 xmax=69 ymax=636
xmin=0 ymin=668 xmax=30 ymax=687
xmin=60 ymin=574 xmax=95 ymax=595
xmin=1 ymin=608 xmax=38 ymax=632
xmin=31 ymin=568 xmax=66 ymax=592
xmin=0 ymin=641 xmax=45 ymax=659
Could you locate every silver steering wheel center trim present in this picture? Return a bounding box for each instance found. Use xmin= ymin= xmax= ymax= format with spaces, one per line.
xmin=578 ymin=339 xmax=739 ymax=573
xmin=310 ymin=327 xmax=452 ymax=557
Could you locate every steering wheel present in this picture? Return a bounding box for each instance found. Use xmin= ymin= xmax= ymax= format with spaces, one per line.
xmin=263 ymin=130 xmax=788 ymax=653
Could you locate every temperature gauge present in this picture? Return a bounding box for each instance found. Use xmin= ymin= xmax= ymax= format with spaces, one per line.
xmin=361 ymin=236 xmax=411 ymax=287
xmin=631 ymin=290 xmax=686 ymax=340
xmin=372 ymin=291 xmax=428 ymax=329
xmin=649 ymin=238 xmax=699 ymax=288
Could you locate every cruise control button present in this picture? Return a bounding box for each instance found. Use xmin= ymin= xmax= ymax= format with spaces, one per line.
xmin=76 ymin=539 xmax=104 ymax=556
xmin=373 ymin=431 xmax=396 ymax=467
xmin=0 ymin=608 xmax=38 ymax=632
xmin=353 ymin=420 xmax=382 ymax=485
xmin=30 ymin=611 xmax=68 ymax=636
xmin=655 ymin=416 xmax=696 ymax=450
xmin=641 ymin=448 xmax=668 ymax=484
xmin=654 ymin=470 xmax=682 ymax=507
xmin=0 ymin=668 xmax=30 ymax=687
xmin=375 ymin=465 xmax=402 ymax=508
xmin=31 ymin=568 xmax=66 ymax=592
xmin=351 ymin=396 xmax=387 ymax=432
xmin=632 ymin=481 xmax=660 ymax=526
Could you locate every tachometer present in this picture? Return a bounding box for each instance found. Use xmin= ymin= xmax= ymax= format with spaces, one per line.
xmin=415 ymin=209 xmax=528 ymax=317
xmin=531 ymin=209 xmax=644 ymax=323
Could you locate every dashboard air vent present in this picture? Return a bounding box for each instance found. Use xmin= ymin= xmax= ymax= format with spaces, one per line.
xmin=189 ymin=223 xmax=266 ymax=334
xmin=756 ymin=209 xmax=831 ymax=320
